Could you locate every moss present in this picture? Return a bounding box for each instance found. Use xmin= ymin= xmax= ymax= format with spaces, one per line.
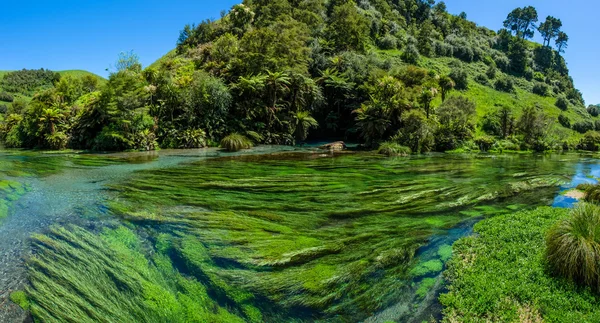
xmin=437 ymin=245 xmax=453 ymax=262
xmin=410 ymin=260 xmax=443 ymax=277
xmin=10 ymin=290 xmax=30 ymax=310
xmin=415 ymin=278 xmax=437 ymax=299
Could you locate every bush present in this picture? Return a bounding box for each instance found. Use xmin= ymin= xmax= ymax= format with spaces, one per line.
xmin=493 ymin=54 xmax=510 ymax=72
xmin=523 ymin=68 xmax=534 ymax=81
xmin=401 ymin=44 xmax=420 ymax=64
xmin=377 ymin=142 xmax=411 ymax=156
xmin=556 ymin=96 xmax=569 ymax=111
xmin=485 ymin=65 xmax=497 ymax=79
xmin=474 ymin=74 xmax=489 ymax=86
xmin=0 ymin=104 xmax=7 ymax=114
xmin=0 ymin=91 xmax=14 ymax=102
xmin=589 ymin=105 xmax=600 ymax=117
xmin=494 ymin=77 xmax=514 ymax=93
xmin=533 ymin=72 xmax=545 ymax=82
xmin=433 ymin=40 xmax=453 ymax=57
xmin=474 ymin=135 xmax=495 ymax=152
xmin=558 ymin=114 xmax=571 ymax=129
xmin=377 ymin=34 xmax=398 ymax=50
xmin=449 ymin=68 xmax=468 ymax=90
xmin=547 ymin=203 xmax=600 ymax=292
xmin=578 ymin=131 xmax=600 ymax=151
xmin=573 ymin=120 xmax=595 ymax=134
xmin=532 ymin=82 xmax=549 ymax=96
xmin=220 ymin=133 xmax=253 ymax=152
xmin=580 ymin=184 xmax=600 ymax=203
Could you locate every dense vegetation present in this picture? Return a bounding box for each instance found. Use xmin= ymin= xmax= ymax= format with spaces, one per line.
xmin=442 ymin=207 xmax=600 ymax=322
xmin=1 ymin=1 xmax=598 ymax=152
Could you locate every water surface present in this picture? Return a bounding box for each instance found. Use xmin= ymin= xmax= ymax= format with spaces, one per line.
xmin=0 ymin=150 xmax=597 ymax=322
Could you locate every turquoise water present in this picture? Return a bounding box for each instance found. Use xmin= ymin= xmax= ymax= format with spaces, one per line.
xmin=0 ymin=149 xmax=598 ymax=322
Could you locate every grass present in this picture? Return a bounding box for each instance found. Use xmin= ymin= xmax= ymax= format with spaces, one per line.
xmin=547 ymin=203 xmax=600 ymax=291
xmin=442 ymin=207 xmax=600 ymax=322
xmin=377 ymin=142 xmax=411 ymax=156
xmin=220 ymin=133 xmax=253 ymax=152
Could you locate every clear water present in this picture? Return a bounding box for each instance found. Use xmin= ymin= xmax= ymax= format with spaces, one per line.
xmin=0 ymin=149 xmax=598 ymax=322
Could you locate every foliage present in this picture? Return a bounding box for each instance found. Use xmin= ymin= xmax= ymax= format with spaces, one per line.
xmin=220 ymin=133 xmax=253 ymax=152
xmin=377 ymin=141 xmax=411 ymax=156
xmin=494 ymin=77 xmax=515 ymax=93
xmin=442 ymin=207 xmax=600 ymax=322
xmin=558 ymin=114 xmax=571 ymax=129
xmin=573 ymin=120 xmax=595 ymax=134
xmin=578 ymin=131 xmax=600 ymax=151
xmin=556 ymin=96 xmax=569 ymax=111
xmin=435 ymin=96 xmax=476 ymax=151
xmin=449 ymin=67 xmax=469 ymax=90
xmin=547 ymin=203 xmax=600 ymax=292
xmin=533 ymin=82 xmax=550 ymax=96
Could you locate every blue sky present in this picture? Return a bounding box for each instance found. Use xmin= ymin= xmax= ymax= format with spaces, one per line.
xmin=1 ymin=0 xmax=598 ymax=103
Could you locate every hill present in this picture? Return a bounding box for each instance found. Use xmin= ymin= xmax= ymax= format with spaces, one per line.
xmin=0 ymin=0 xmax=598 ymax=152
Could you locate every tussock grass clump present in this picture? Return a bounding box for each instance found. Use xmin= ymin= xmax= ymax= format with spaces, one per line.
xmin=546 ymin=203 xmax=600 ymax=291
xmin=578 ymin=183 xmax=600 ymax=203
xmin=377 ymin=142 xmax=411 ymax=156
xmin=220 ymin=133 xmax=253 ymax=152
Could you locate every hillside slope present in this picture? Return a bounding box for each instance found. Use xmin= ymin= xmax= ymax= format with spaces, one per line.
xmin=0 ymin=0 xmax=598 ymax=152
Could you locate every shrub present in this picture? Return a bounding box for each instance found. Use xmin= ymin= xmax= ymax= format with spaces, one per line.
xmin=377 ymin=142 xmax=411 ymax=156
xmin=493 ymin=54 xmax=510 ymax=72
xmin=532 ymin=83 xmax=549 ymax=96
xmin=0 ymin=91 xmax=14 ymax=102
xmin=433 ymin=40 xmax=453 ymax=57
xmin=556 ymin=96 xmax=569 ymax=111
xmin=474 ymin=135 xmax=495 ymax=152
xmin=0 ymin=104 xmax=7 ymax=114
xmin=588 ymin=105 xmax=600 ymax=117
xmin=494 ymin=77 xmax=514 ymax=93
xmin=474 ymin=74 xmax=489 ymax=86
xmin=449 ymin=68 xmax=468 ymax=90
xmin=485 ymin=65 xmax=497 ymax=79
xmin=595 ymin=120 xmax=600 ymax=131
xmin=581 ymin=184 xmax=600 ymax=203
xmin=573 ymin=120 xmax=595 ymax=134
xmin=533 ymin=72 xmax=546 ymax=82
xmin=547 ymin=203 xmax=600 ymax=292
xmin=578 ymin=131 xmax=600 ymax=151
xmin=402 ymin=44 xmax=420 ymax=64
xmin=523 ymin=68 xmax=534 ymax=81
xmin=377 ymin=34 xmax=397 ymax=50
xmin=558 ymin=114 xmax=571 ymax=129
xmin=220 ymin=133 xmax=253 ymax=152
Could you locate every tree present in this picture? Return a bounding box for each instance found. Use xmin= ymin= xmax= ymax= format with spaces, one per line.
xmin=353 ymin=99 xmax=391 ymax=146
xmin=538 ymin=16 xmax=562 ymax=47
xmin=327 ymin=1 xmax=370 ymax=52
xmin=292 ymin=110 xmax=318 ymax=142
xmin=518 ymin=105 xmax=549 ymax=147
xmin=438 ymin=76 xmax=455 ymax=102
xmin=419 ymin=87 xmax=438 ymax=118
xmin=39 ymin=107 xmax=64 ymax=135
xmin=114 ymin=50 xmax=141 ymax=73
xmin=503 ymin=6 xmax=538 ymax=40
xmin=556 ymin=32 xmax=569 ymax=53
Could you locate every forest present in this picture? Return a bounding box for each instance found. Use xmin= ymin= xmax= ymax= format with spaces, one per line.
xmin=0 ymin=0 xmax=598 ymax=153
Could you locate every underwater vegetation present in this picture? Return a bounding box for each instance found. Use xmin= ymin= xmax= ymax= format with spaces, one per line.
xmin=14 ymin=152 xmax=583 ymax=322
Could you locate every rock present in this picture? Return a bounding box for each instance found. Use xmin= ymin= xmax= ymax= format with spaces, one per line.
xmin=319 ymin=141 xmax=346 ymax=151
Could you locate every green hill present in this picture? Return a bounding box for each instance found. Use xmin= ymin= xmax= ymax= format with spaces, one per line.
xmin=0 ymin=0 xmax=598 ymax=152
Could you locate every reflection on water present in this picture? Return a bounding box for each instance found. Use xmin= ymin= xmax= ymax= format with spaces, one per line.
xmin=0 ymin=150 xmax=598 ymax=322
xmin=552 ymin=162 xmax=600 ymax=208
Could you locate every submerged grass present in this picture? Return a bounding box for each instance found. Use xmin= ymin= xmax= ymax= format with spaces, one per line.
xmin=20 ymin=152 xmax=580 ymax=322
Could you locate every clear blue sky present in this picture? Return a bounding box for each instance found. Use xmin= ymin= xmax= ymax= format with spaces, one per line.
xmin=1 ymin=0 xmax=598 ymax=103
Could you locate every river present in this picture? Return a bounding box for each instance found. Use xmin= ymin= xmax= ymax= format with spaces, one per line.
xmin=0 ymin=148 xmax=596 ymax=322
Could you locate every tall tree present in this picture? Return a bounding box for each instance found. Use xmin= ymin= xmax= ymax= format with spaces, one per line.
xmin=556 ymin=32 xmax=569 ymax=53
xmin=538 ymin=16 xmax=562 ymax=47
xmin=326 ymin=0 xmax=370 ymax=52
xmin=503 ymin=6 xmax=538 ymax=40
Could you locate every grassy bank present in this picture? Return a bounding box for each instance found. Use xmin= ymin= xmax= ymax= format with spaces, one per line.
xmin=441 ymin=207 xmax=600 ymax=322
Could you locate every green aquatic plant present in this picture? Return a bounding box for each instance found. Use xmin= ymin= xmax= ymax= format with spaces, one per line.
xmin=10 ymin=291 xmax=29 ymax=310
xmin=377 ymin=142 xmax=411 ymax=156
xmin=220 ymin=133 xmax=253 ymax=152
xmin=26 ymin=225 xmax=250 ymax=323
xmin=546 ymin=203 xmax=600 ymax=291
